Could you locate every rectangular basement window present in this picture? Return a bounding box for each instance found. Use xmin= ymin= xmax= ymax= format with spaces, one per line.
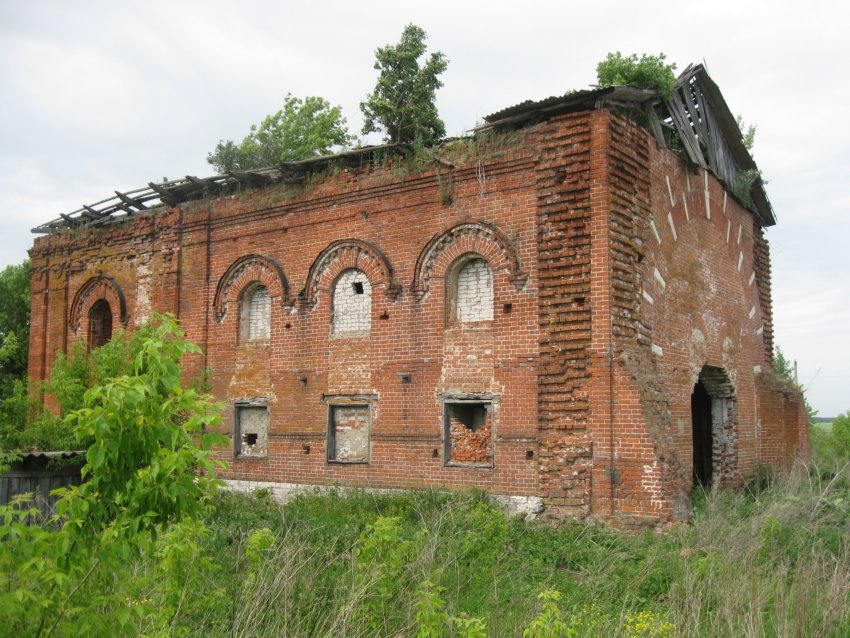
xmin=444 ymin=401 xmax=493 ymax=467
xmin=328 ymin=404 xmax=370 ymax=463
xmin=234 ymin=402 xmax=269 ymax=458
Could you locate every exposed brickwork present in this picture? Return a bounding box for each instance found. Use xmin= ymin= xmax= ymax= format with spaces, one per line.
xmin=332 ymin=269 xmax=372 ymax=335
xmin=27 ymin=105 xmax=809 ymax=525
xmin=455 ymin=258 xmax=494 ymax=322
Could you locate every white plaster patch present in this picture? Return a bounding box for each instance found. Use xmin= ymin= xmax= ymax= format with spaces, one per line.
xmin=737 ymin=252 xmax=743 ymax=272
xmin=651 ymin=343 xmax=664 ymax=356
xmin=456 ymin=258 xmax=494 ymax=322
xmin=666 ymin=175 xmax=675 ymax=205
xmin=682 ymin=194 xmax=690 ymax=221
xmin=748 ymin=272 xmax=756 ymax=286
xmin=649 ymin=219 xmax=662 ymax=244
xmin=753 ymin=365 xmax=762 ymax=374
xmin=134 ymin=261 xmax=152 ymax=326
xmin=723 ymin=191 xmax=728 ymax=212
xmin=667 ymin=212 xmax=677 ymax=241
xmin=222 ymin=480 xmax=544 ymax=520
xmin=756 ymin=324 xmax=764 ymax=336
xmin=704 ymin=170 xmax=709 ymax=190
xmin=653 ymin=268 xmax=666 ymax=289
xmin=737 ymin=224 xmax=743 ymax=245
xmin=642 ymin=289 xmax=655 ymax=305
xmin=726 ymin=220 xmax=731 ymax=243
xmin=704 ymin=190 xmax=711 ymax=220
xmin=748 ymin=305 xmax=756 ymax=319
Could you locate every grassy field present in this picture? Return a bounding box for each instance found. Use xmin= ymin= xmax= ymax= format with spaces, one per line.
xmin=112 ymin=460 xmax=849 ymax=638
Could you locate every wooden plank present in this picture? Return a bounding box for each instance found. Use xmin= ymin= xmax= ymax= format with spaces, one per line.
xmin=148 ymin=182 xmax=180 ymax=206
xmin=645 ymin=104 xmax=666 ymax=148
xmin=115 ymin=190 xmax=149 ymax=210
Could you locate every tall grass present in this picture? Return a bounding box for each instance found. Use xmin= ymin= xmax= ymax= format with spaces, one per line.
xmin=122 ymin=461 xmax=849 ymax=637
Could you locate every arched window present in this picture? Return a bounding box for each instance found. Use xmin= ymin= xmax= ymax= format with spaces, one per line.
xmin=451 ymin=257 xmax=493 ymax=323
xmin=332 ymin=269 xmax=371 ymax=335
xmin=240 ymin=284 xmax=270 ymax=342
xmin=87 ymin=299 xmax=113 ymax=350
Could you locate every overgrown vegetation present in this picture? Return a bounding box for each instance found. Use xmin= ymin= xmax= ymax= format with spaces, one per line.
xmin=0 ymin=259 xmax=30 ymax=444
xmin=0 ymin=326 xmax=183 ymax=452
xmin=9 ymin=467 xmax=844 ymax=637
xmin=0 ymin=314 xmax=227 ymax=635
xmin=595 ymin=52 xmax=677 ymax=100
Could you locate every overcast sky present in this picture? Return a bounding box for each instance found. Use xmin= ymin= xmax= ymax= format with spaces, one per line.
xmin=1 ymin=0 xmax=847 ymax=416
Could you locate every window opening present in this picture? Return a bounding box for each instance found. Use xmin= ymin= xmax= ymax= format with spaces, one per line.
xmin=453 ymin=258 xmax=493 ymax=323
xmin=328 ymin=404 xmax=370 ymax=463
xmin=87 ymin=299 xmax=113 ymax=350
xmin=234 ymin=404 xmax=268 ymax=458
xmin=444 ymin=401 xmax=493 ymax=466
xmin=240 ymin=284 xmax=270 ymax=342
xmin=332 ymin=270 xmax=372 ymax=335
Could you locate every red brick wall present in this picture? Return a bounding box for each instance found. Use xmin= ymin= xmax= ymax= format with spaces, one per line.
xmin=27 ymin=108 xmax=808 ymax=522
xmin=591 ymin=112 xmax=809 ymax=524
xmin=30 ymin=141 xmax=542 ymax=497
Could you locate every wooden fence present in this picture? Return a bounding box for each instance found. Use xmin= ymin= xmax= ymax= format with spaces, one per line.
xmin=0 ymin=451 xmax=85 ymax=517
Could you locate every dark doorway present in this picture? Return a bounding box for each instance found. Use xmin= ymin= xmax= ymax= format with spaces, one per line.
xmin=87 ymin=299 xmax=113 ymax=350
xmin=691 ymin=380 xmax=713 ymax=487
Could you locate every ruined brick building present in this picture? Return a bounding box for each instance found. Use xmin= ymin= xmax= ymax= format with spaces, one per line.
xmin=28 ymin=65 xmax=809 ymax=524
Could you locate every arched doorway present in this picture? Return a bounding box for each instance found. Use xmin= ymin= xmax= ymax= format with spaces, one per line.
xmin=690 ymin=365 xmax=737 ymax=489
xmin=87 ymin=299 xmax=113 ymax=350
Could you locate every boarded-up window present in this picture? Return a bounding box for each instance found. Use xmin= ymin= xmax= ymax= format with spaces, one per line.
xmin=444 ymin=402 xmax=493 ymax=466
xmin=240 ymin=284 xmax=270 ymax=342
xmin=87 ymin=299 xmax=113 ymax=350
xmin=328 ymin=404 xmax=370 ymax=462
xmin=332 ymin=270 xmax=371 ymax=335
xmin=454 ymin=258 xmax=493 ymax=322
xmin=234 ymin=404 xmax=268 ymax=458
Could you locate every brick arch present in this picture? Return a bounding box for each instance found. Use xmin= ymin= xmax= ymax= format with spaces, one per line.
xmin=69 ymin=276 xmax=128 ymax=334
xmin=301 ymin=239 xmax=400 ymax=307
xmin=213 ymin=254 xmax=290 ymax=322
xmin=411 ymin=222 xmax=527 ymax=297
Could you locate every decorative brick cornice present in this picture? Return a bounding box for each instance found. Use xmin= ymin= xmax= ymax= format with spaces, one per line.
xmin=213 ymin=254 xmax=290 ymax=322
xmin=411 ymin=221 xmax=527 ymax=296
xmin=301 ymin=239 xmax=400 ymax=307
xmin=69 ymin=276 xmax=128 ymax=332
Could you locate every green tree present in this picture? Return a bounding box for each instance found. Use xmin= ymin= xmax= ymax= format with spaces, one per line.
xmin=360 ymin=24 xmax=448 ymax=145
xmin=207 ymin=95 xmax=354 ymax=172
xmin=0 ymin=260 xmax=31 ymax=444
xmin=0 ymin=313 xmax=227 ymax=635
xmin=596 ymin=52 xmax=677 ymax=100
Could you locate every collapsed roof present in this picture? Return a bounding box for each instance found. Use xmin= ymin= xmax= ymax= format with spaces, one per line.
xmin=31 ymin=64 xmax=774 ymax=234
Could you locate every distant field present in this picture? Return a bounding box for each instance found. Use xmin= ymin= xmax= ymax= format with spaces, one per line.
xmin=814 ymin=421 xmax=834 ymax=432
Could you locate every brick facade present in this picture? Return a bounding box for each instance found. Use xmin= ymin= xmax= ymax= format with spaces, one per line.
xmin=28 ymin=102 xmax=809 ymax=524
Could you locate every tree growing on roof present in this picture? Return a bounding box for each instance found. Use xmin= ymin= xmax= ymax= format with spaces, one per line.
xmin=596 ymin=52 xmax=677 ymax=100
xmin=360 ymin=24 xmax=448 ymax=146
xmin=207 ymin=95 xmax=354 ymax=173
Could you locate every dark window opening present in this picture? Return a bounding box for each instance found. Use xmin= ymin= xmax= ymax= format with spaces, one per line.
xmin=243 ymin=432 xmax=258 ymax=446
xmin=328 ymin=404 xmax=370 ymax=463
xmin=87 ymin=299 xmax=113 ymax=351
xmin=691 ymin=380 xmax=713 ymax=487
xmin=444 ymin=402 xmax=493 ymax=466
xmin=352 ymin=281 xmax=364 ymax=295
